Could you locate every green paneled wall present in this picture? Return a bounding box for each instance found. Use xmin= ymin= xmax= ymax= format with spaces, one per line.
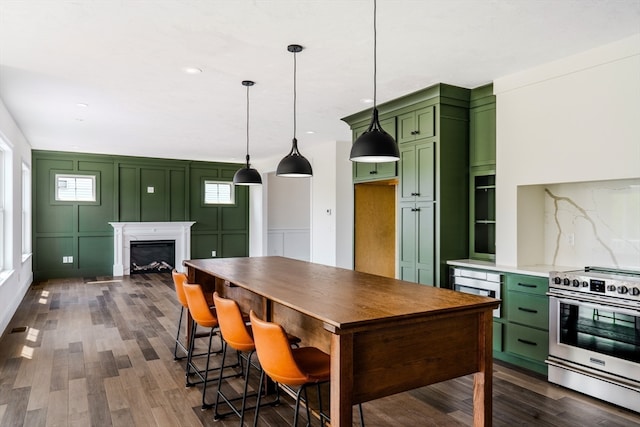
xmin=32 ymin=151 xmax=247 ymax=280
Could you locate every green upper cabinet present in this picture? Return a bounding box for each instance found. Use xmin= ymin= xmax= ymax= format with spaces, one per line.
xmin=352 ymin=117 xmax=397 ymax=182
xmin=399 ymin=141 xmax=434 ymax=203
xmin=470 ymin=84 xmax=496 ymax=167
xmin=397 ymin=105 xmax=435 ymax=144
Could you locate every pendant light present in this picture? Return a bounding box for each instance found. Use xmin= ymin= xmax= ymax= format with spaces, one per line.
xmin=233 ymin=80 xmax=262 ymax=185
xmin=276 ymin=44 xmax=313 ymax=177
xmin=349 ymin=0 xmax=399 ymax=163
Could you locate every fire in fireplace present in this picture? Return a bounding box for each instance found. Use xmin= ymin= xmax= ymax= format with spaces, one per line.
xmin=130 ymin=240 xmax=175 ymax=274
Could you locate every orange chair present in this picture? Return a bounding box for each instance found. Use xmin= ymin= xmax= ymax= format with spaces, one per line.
xmin=212 ymin=292 xmax=301 ymax=424
xmin=171 ymin=270 xmax=190 ymax=361
xmin=249 ymin=311 xmax=364 ymax=426
xmin=183 ymin=283 xmax=239 ymax=409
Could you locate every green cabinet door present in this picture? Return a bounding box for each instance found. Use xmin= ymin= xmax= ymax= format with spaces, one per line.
xmin=399 ymin=200 xmax=435 ymax=286
xmin=353 ymin=117 xmax=397 ymax=182
xmin=399 ymin=141 xmax=434 ymax=203
xmin=398 ymin=106 xmax=435 ymax=144
xmin=470 ymin=103 xmax=496 ymax=167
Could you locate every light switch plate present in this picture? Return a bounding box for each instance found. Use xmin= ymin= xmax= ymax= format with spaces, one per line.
xmin=147 ymin=186 xmax=154 ymax=193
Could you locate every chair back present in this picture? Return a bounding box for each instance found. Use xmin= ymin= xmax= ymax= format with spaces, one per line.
xmin=249 ymin=311 xmax=309 ymax=385
xmin=213 ymin=292 xmax=254 ymax=352
xmin=183 ymin=283 xmax=218 ymax=328
xmin=172 ymin=270 xmax=189 ymax=309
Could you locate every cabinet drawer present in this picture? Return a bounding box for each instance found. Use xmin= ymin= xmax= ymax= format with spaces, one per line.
xmin=506 ymin=274 xmax=548 ymax=296
xmin=507 ymin=292 xmax=549 ymax=330
xmin=506 ymin=323 xmax=549 ymax=362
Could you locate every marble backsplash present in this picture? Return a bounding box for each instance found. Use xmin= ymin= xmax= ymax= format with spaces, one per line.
xmin=543 ymin=178 xmax=640 ymax=270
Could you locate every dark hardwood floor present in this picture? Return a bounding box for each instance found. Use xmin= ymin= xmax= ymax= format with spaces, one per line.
xmin=1 ymin=273 xmax=638 ymax=426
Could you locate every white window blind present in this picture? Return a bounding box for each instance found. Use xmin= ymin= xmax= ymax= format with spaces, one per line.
xmin=204 ymin=180 xmax=234 ymax=205
xmin=55 ymin=174 xmax=96 ymax=202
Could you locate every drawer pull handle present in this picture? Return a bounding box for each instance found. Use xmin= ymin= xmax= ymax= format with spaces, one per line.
xmin=411 ymin=208 xmax=421 ymax=212
xmin=369 ymin=170 xmax=378 ymax=175
xmin=517 ymin=282 xmax=537 ymax=288
xmin=518 ymin=307 xmax=538 ymax=314
xmin=517 ymin=338 xmax=537 ymax=346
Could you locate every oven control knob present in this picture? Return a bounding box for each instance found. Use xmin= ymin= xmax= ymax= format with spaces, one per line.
xmin=617 ymin=285 xmax=628 ymax=294
xmin=607 ymin=285 xmax=617 ymax=292
xmin=582 ymin=281 xmax=589 ymax=287
xmin=563 ymin=278 xmax=571 ymax=286
xmin=572 ymin=279 xmax=580 ymax=287
xmin=553 ymin=277 xmax=562 ymax=285
xmin=631 ymin=287 xmax=640 ymax=296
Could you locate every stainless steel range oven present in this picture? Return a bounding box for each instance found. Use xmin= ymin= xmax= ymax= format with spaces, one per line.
xmin=547 ymin=267 xmax=640 ymax=412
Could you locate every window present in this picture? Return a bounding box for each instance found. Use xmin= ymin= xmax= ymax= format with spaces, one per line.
xmin=0 ymin=137 xmax=12 ymax=272
xmin=204 ymin=180 xmax=235 ymax=205
xmin=55 ymin=174 xmax=96 ymax=202
xmin=22 ymin=162 xmax=31 ymax=258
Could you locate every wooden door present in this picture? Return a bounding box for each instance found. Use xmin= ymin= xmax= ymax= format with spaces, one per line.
xmin=354 ymin=181 xmax=396 ymax=278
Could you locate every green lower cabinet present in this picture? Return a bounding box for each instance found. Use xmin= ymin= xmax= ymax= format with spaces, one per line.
xmin=505 ymin=323 xmax=549 ymax=362
xmin=493 ymin=273 xmax=549 ymax=375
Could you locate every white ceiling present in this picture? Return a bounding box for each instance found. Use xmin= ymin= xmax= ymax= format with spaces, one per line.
xmin=1 ymin=0 xmax=639 ymax=164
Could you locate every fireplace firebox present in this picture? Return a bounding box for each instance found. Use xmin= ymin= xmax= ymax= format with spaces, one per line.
xmin=130 ymin=240 xmax=175 ymax=274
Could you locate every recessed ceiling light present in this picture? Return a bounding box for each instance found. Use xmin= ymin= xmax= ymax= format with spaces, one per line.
xmin=361 ymin=98 xmax=374 ymax=104
xmin=75 ymin=118 xmax=84 ymax=122
xmin=183 ymin=67 xmax=203 ymax=74
xmin=76 ymin=103 xmax=88 ymax=108
xmin=305 ymin=130 xmax=315 ymax=134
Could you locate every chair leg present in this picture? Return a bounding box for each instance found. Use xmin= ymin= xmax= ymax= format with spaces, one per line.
xmin=173 ymin=306 xmax=186 ymax=360
xmin=213 ymin=340 xmax=229 ymax=419
xmin=200 ymin=328 xmax=216 ymax=409
xmin=359 ymin=403 xmax=365 ymax=426
xmin=185 ymin=321 xmax=197 ymax=387
xmin=252 ymin=370 xmax=265 ymax=427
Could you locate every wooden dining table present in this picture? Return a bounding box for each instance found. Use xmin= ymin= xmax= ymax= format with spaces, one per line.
xmin=184 ymin=256 xmax=500 ymax=426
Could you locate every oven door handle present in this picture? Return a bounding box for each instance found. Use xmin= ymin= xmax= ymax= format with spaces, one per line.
xmin=548 ymin=293 xmax=640 ymax=317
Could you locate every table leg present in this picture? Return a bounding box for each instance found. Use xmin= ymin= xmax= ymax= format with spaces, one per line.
xmin=473 ymin=310 xmax=493 ymax=427
xmin=330 ymin=333 xmax=353 ymax=427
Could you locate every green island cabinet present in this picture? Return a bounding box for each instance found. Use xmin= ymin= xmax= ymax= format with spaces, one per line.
xmin=495 ymin=273 xmax=549 ymax=375
xmin=343 ymin=83 xmax=470 ymax=287
xmin=469 ymin=84 xmax=496 ymax=261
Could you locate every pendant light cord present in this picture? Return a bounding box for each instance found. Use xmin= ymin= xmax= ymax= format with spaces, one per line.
xmin=245 ymin=83 xmax=250 ymax=163
xmin=373 ymin=0 xmax=377 ymax=109
xmin=293 ymin=50 xmax=297 ymax=139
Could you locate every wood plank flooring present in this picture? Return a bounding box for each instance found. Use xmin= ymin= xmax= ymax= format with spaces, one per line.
xmin=1 ymin=273 xmax=639 ymax=426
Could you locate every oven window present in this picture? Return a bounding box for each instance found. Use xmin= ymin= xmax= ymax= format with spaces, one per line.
xmin=559 ymin=302 xmax=640 ymax=363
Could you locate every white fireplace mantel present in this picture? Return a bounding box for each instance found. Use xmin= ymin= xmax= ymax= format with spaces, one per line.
xmin=109 ymin=221 xmax=195 ymax=276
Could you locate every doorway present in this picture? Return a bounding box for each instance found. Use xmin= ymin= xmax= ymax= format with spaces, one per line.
xmin=354 ymin=180 xmax=397 ymax=278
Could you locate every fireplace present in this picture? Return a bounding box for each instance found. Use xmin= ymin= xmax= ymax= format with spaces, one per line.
xmin=130 ymin=240 xmax=175 ymax=274
xmin=109 ymin=221 xmax=195 ymax=276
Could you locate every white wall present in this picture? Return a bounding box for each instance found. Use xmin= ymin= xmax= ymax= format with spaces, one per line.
xmin=494 ymin=35 xmax=640 ymax=267
xmin=251 ymin=139 xmax=353 ymax=268
xmin=0 ymin=98 xmax=33 ymax=336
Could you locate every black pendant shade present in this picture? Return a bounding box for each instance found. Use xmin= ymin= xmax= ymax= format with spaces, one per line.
xmin=276 ymin=44 xmax=313 ymax=178
xmin=276 ymin=137 xmax=313 ymax=177
xmin=350 ymin=0 xmax=398 ymax=163
xmin=349 ymin=108 xmax=399 ymax=162
xmin=233 ymin=80 xmax=262 ymax=186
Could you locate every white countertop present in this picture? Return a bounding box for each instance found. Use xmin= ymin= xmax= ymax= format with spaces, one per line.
xmin=447 ymin=259 xmax=580 ymax=278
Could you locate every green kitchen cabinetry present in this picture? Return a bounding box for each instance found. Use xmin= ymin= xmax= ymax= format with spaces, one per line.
xmin=498 ymin=273 xmax=549 ymax=375
xmin=352 ymin=117 xmax=397 ymax=182
xmin=397 ymin=105 xmax=435 ymax=144
xmin=399 ymin=142 xmax=434 ymax=203
xmin=469 ymin=84 xmax=496 ymax=260
xmin=399 ymin=201 xmax=435 ymax=285
xmin=343 ymin=83 xmax=470 ymax=287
